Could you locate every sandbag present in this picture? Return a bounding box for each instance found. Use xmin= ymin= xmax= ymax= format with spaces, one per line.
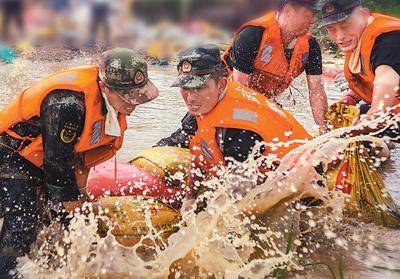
xmin=130 ymin=146 xmax=190 ymax=186
xmin=326 ymin=103 xmax=400 ymax=228
xmin=95 ymin=196 xmax=181 ymax=247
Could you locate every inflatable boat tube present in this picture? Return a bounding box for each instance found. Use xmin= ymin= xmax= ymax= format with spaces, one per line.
xmin=86 ymin=159 xmax=184 ymax=207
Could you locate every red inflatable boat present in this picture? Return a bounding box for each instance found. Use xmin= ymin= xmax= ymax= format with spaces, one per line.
xmin=86 ymin=159 xmax=184 ymax=207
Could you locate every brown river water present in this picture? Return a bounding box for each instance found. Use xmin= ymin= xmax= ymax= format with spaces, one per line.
xmin=0 ymin=54 xmax=399 ymax=278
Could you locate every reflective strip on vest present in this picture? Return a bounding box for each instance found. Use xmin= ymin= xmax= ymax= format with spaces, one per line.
xmin=200 ymin=139 xmax=214 ymax=160
xmin=232 ymin=108 xmax=257 ymax=123
xmin=53 ymin=73 xmax=79 ymax=82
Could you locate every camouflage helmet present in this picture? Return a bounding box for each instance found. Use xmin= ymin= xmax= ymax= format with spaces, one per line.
xmin=171 ymin=44 xmax=227 ymax=89
xmin=99 ymin=48 xmax=149 ymax=90
xmin=99 ymin=48 xmax=159 ymax=105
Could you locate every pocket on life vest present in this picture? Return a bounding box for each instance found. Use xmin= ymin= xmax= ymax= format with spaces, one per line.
xmin=82 ymin=145 xmax=115 ymax=168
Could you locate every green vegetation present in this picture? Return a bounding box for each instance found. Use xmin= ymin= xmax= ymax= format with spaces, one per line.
xmin=302 ymin=256 xmax=347 ymax=279
xmin=364 ymin=0 xmax=400 ymax=17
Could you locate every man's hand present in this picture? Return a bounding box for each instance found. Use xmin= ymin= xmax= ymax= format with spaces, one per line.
xmin=339 ymin=92 xmax=359 ymax=106
xmin=319 ymin=124 xmax=329 ymax=135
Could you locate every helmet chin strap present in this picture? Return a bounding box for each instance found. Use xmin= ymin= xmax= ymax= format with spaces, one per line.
xmin=101 ymin=90 xmax=122 ymax=137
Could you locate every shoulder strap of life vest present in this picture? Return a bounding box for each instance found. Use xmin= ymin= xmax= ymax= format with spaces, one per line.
xmin=190 ymin=81 xmax=310 ymax=170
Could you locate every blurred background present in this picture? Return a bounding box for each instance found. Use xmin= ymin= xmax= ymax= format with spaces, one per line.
xmin=0 ymin=0 xmax=398 ymax=63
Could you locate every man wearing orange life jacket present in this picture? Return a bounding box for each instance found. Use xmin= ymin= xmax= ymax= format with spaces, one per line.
xmin=0 ymin=48 xmax=159 ymax=276
xmin=163 ymin=44 xmax=311 ymax=210
xmin=321 ymin=0 xmax=400 ymax=141
xmin=222 ymin=0 xmax=329 ymax=134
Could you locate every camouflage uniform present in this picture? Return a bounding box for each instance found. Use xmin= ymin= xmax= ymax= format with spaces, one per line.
xmin=0 ymin=48 xmax=154 ymax=277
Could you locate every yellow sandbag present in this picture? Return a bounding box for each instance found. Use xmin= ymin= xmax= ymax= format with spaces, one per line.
xmin=131 ymin=146 xmax=190 ymax=183
xmin=326 ymin=103 xmax=400 ymax=228
xmin=326 ymin=102 xmax=360 ymax=129
xmin=96 ymin=196 xmax=181 ymax=247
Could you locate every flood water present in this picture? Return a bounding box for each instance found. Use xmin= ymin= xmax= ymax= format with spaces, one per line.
xmin=0 ymin=54 xmax=399 ymax=278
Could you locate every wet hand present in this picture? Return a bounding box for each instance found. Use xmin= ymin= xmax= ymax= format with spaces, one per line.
xmin=339 ymin=95 xmax=358 ymax=106
xmin=318 ymin=124 xmax=329 ymax=135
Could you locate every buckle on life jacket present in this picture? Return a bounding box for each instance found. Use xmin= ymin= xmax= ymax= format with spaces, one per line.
xmin=0 ymin=132 xmax=31 ymax=152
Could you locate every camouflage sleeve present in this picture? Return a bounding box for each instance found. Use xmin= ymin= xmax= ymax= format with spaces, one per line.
xmin=40 ymin=90 xmax=85 ymax=204
xmin=155 ymin=113 xmax=197 ymax=148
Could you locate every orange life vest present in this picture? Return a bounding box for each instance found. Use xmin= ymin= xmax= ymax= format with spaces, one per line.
xmin=344 ymin=13 xmax=400 ymax=105
xmin=189 ymin=81 xmax=311 ymax=187
xmin=0 ymin=66 xmax=127 ymax=168
xmin=221 ymin=11 xmax=311 ymax=98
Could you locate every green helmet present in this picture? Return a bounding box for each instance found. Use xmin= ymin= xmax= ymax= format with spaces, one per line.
xmin=99 ymin=48 xmax=149 ymax=90
xmin=171 ymin=44 xmax=227 ymax=89
xmin=98 ymin=48 xmax=159 ymax=105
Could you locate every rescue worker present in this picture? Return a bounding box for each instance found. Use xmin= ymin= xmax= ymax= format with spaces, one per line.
xmin=321 ymin=0 xmax=400 ymax=140
xmin=158 ymin=44 xmax=311 ymax=209
xmin=222 ymin=0 xmax=329 ymax=134
xmin=0 ymin=48 xmax=159 ymax=276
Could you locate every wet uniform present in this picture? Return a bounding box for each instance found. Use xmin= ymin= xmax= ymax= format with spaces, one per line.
xmin=0 ymin=90 xmax=86 ymax=272
xmin=0 ymin=48 xmax=156 ymax=276
xmin=0 ymin=90 xmax=85 ymax=266
xmin=225 ymin=26 xmax=323 ymax=76
xmin=156 ymin=113 xmax=263 ymax=163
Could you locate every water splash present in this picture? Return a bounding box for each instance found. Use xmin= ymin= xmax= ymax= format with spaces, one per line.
xmin=2 ymin=55 xmax=399 ymax=278
xmin=16 ymin=127 xmax=358 ymax=278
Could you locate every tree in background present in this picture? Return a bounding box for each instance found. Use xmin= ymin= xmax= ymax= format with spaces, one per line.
xmin=364 ymin=0 xmax=400 ymax=17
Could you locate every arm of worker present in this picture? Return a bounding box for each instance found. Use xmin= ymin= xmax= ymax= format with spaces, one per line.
xmin=40 ymin=90 xmax=85 ymax=210
xmin=307 ymin=75 xmax=328 ymax=133
xmin=155 ymin=113 xmax=197 ymax=148
xmin=367 ymin=65 xmax=400 ymax=117
xmin=305 ymin=37 xmax=328 ymax=134
xmin=348 ymin=65 xmax=400 ymax=137
xmin=230 ymin=26 xmax=264 ymax=87
xmin=347 ymin=31 xmax=400 ymax=136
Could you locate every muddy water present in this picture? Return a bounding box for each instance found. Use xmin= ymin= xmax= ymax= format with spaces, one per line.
xmin=0 ymin=55 xmax=399 ymax=278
